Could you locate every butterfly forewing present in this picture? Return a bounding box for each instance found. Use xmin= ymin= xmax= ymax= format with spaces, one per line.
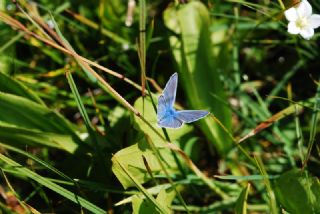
xmin=162 ymin=72 xmax=178 ymax=108
xmin=176 ymin=110 xmax=209 ymax=123
xmin=157 ymin=95 xmax=168 ymax=121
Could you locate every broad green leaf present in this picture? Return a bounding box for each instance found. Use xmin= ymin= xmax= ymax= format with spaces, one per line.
xmin=235 ymin=183 xmax=250 ymax=214
xmin=0 ymin=124 xmax=78 ymax=153
xmin=132 ymin=195 xmax=157 ymax=214
xmin=156 ymin=188 xmax=176 ymax=212
xmin=0 ymin=71 xmax=44 ymax=104
xmin=0 ymin=92 xmax=78 ymax=136
xmin=116 ymin=183 xmax=172 ymax=206
xmin=0 ymin=154 xmax=106 ymax=214
xmin=134 ymin=95 xmax=193 ymax=143
xmin=0 ymin=142 xmax=75 ymax=181
xmin=112 ymin=155 xmax=168 ymax=214
xmin=0 ymin=92 xmax=81 ymax=153
xmin=132 ymin=188 xmax=175 ymax=214
xmin=163 ymin=1 xmax=232 ymax=156
xmin=112 ymin=140 xmax=178 ymax=189
xmin=274 ymin=168 xmax=320 ymax=213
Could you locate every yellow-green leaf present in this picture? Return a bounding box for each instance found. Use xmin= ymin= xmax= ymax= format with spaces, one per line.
xmin=164 ymin=1 xmax=232 ymax=155
xmin=112 ymin=140 xmax=178 ymax=189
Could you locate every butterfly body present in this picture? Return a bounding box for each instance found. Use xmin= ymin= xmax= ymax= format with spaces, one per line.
xmin=157 ymin=73 xmax=209 ymax=129
xmin=158 ymin=106 xmax=183 ymax=129
xmin=160 ymin=107 xmax=175 ymax=119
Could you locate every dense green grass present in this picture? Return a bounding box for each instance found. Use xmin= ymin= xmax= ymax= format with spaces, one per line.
xmin=0 ymin=0 xmax=320 ymax=213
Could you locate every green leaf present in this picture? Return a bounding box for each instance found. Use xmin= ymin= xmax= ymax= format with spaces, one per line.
xmin=182 ymin=137 xmax=200 ymax=163
xmin=66 ymin=71 xmax=93 ymax=130
xmin=112 ymin=155 xmax=169 ymax=214
xmin=274 ymin=168 xmax=320 ymax=213
xmin=116 ymin=183 xmax=174 ymax=206
xmin=0 ymin=20 xmax=15 ymax=75
xmin=0 ymin=92 xmax=78 ymax=136
xmin=134 ymin=95 xmax=193 ymax=143
xmin=235 ymin=183 xmax=250 ymax=214
xmin=0 ymin=92 xmax=81 ymax=153
xmin=0 ymin=154 xmax=106 ymax=214
xmin=112 ymin=140 xmax=178 ymax=189
xmin=163 ymin=1 xmax=232 ymax=156
xmin=156 ymin=188 xmax=176 ymax=212
xmin=132 ymin=188 xmax=175 ymax=214
xmin=0 ymin=142 xmax=76 ymax=181
xmin=132 ymin=195 xmax=157 ymax=214
xmin=215 ymin=174 xmax=278 ymax=181
xmin=0 ymin=124 xmax=78 ymax=153
xmin=0 ymin=71 xmax=44 ymax=105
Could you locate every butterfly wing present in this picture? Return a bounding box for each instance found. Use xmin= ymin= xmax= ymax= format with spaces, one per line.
xmin=158 ymin=112 xmax=183 ymax=129
xmin=162 ymin=72 xmax=178 ymax=108
xmin=157 ymin=95 xmax=168 ymax=122
xmin=157 ymin=72 xmax=179 ymax=127
xmin=158 ymin=73 xmax=207 ymax=128
xmin=175 ymin=110 xmax=209 ymax=123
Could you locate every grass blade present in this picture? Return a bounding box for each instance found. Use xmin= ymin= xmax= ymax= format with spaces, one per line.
xmin=0 ymin=154 xmax=106 ymax=214
xmin=238 ymin=104 xmax=303 ymax=143
xmin=112 ymin=156 xmax=169 ymax=214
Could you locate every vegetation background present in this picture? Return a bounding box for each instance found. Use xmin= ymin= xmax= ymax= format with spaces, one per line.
xmin=0 ymin=0 xmax=319 ymax=213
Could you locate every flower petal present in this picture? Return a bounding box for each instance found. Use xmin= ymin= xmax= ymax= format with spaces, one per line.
xmin=300 ymin=27 xmax=314 ymax=39
xmin=297 ymin=0 xmax=312 ymax=17
xmin=284 ymin=7 xmax=298 ymax=22
xmin=288 ymin=22 xmax=300 ymax=34
xmin=309 ymin=14 xmax=320 ymax=28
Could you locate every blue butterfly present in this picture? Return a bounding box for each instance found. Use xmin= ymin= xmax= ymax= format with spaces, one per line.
xmin=157 ymin=72 xmax=209 ymax=129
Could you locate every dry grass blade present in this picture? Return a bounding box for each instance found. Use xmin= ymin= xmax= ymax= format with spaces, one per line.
xmin=238 ymin=104 xmax=304 ymax=144
xmin=0 ymin=11 xmax=28 ymax=31
xmin=0 ymin=11 xmax=141 ymax=90
xmin=147 ymin=77 xmax=162 ymax=93
xmin=0 ymin=170 xmax=30 ymax=213
xmin=65 ymin=9 xmax=131 ymax=46
xmin=0 ymin=154 xmax=106 ymax=214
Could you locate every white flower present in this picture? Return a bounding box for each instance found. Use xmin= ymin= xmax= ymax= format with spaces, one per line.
xmin=47 ymin=20 xmax=55 ymax=29
xmin=284 ymin=0 xmax=320 ymax=40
